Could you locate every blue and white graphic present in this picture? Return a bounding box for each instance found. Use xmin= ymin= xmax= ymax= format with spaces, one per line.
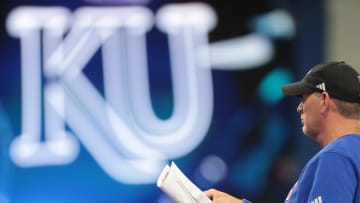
xmin=4 ymin=1 xmax=296 ymax=185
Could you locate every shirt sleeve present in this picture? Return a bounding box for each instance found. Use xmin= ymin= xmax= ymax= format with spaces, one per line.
xmin=307 ymin=152 xmax=357 ymax=203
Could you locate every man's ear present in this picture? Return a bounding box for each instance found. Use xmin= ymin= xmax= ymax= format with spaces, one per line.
xmin=320 ymin=92 xmax=331 ymax=113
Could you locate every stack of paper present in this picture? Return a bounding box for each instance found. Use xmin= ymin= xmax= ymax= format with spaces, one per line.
xmin=157 ymin=162 xmax=212 ymax=203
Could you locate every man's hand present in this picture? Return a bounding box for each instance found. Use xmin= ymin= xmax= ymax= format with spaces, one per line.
xmin=204 ymin=189 xmax=244 ymax=203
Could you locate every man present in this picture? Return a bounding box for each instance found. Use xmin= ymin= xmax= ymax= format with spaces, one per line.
xmin=205 ymin=61 xmax=360 ymax=202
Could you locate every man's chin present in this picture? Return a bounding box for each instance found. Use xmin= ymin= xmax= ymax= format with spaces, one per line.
xmin=302 ymin=127 xmax=310 ymax=137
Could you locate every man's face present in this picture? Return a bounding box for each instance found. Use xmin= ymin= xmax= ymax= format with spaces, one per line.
xmin=297 ymin=92 xmax=323 ymax=138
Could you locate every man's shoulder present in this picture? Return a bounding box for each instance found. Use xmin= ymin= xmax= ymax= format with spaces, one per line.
xmin=325 ymin=134 xmax=360 ymax=152
xmin=320 ymin=134 xmax=360 ymax=164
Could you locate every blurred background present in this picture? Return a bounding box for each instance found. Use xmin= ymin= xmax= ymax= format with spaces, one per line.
xmin=0 ymin=0 xmax=359 ymax=202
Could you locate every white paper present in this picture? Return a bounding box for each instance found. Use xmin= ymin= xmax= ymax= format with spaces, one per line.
xmin=157 ymin=162 xmax=211 ymax=203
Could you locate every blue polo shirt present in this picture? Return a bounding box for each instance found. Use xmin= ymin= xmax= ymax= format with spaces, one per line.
xmin=285 ymin=134 xmax=360 ymax=202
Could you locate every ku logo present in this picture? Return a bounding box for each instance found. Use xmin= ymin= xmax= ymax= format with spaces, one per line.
xmin=6 ymin=2 xmax=275 ymax=183
xmin=6 ymin=3 xmax=217 ymax=184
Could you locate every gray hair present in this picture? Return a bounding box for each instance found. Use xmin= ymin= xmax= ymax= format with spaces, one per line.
xmin=333 ymin=98 xmax=360 ymax=120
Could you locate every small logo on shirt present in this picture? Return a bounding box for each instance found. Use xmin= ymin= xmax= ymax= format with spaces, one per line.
xmin=311 ymin=196 xmax=322 ymax=203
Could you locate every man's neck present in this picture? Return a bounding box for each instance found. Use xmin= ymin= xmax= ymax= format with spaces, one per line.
xmin=319 ymin=117 xmax=360 ymax=147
